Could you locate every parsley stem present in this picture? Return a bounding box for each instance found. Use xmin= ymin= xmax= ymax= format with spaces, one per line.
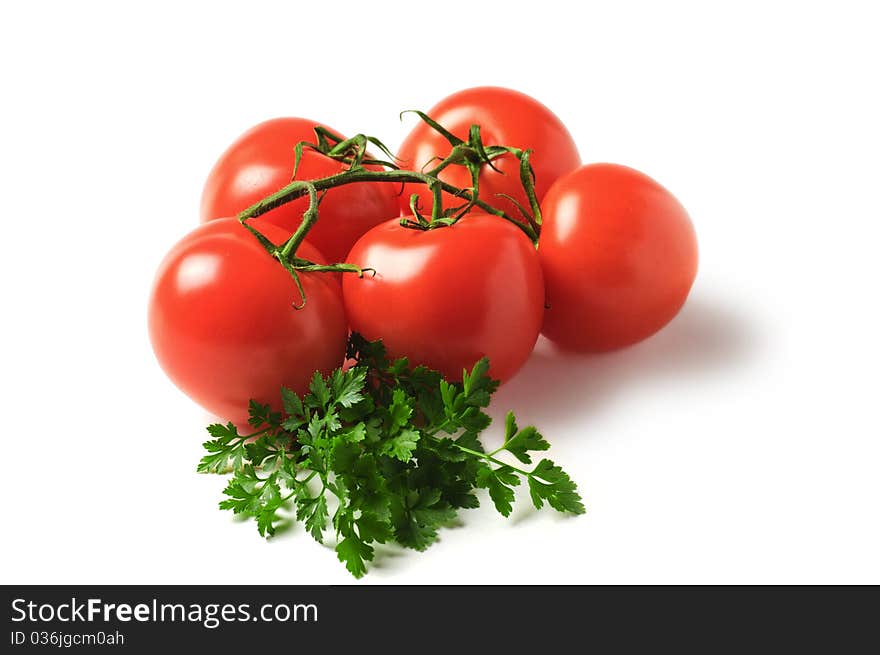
xmin=424 ymin=421 xmax=453 ymax=437
xmin=241 ymin=426 xmax=273 ymax=440
xmin=452 ymin=444 xmax=532 ymax=478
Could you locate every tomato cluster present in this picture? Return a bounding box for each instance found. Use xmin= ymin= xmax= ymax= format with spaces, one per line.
xmin=149 ymin=86 xmax=697 ymax=425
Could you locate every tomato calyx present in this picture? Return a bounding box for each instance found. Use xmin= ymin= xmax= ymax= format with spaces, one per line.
xmin=234 ymin=112 xmax=545 ymax=305
xmin=293 ymin=126 xmax=400 ymax=178
xmin=396 ymin=113 xmax=543 ymax=234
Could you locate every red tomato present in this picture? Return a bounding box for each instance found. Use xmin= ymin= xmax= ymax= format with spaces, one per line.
xmin=342 ymin=214 xmax=544 ymax=382
xmin=539 ymin=164 xmax=698 ymax=351
xmin=200 ymin=117 xmax=399 ymax=263
xmin=396 ymin=87 xmax=581 ymax=219
xmin=148 ymin=218 xmax=347 ymax=425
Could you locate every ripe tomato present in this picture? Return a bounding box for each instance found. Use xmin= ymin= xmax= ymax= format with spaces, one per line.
xmin=396 ymin=87 xmax=581 ymax=219
xmin=200 ymin=117 xmax=399 ymax=263
xmin=342 ymin=214 xmax=544 ymax=383
xmin=148 ymin=218 xmax=347 ymax=425
xmin=538 ymin=163 xmax=698 ymax=351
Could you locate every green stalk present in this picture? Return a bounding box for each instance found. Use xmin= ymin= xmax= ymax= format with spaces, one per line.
xmin=238 ymin=168 xmax=538 ymax=244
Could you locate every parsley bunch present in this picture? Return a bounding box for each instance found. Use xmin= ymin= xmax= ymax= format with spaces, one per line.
xmin=198 ymin=334 xmax=584 ymax=578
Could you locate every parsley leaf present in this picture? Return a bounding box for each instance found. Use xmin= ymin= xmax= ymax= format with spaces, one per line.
xmin=295 ymin=489 xmax=328 ymax=543
xmin=335 ymin=536 xmax=373 ymax=579
xmin=381 ymin=428 xmax=420 ymax=462
xmin=502 ymin=412 xmax=550 ymax=464
xmin=248 ymin=400 xmax=281 ymax=429
xmin=476 ymin=465 xmax=520 ymax=517
xmin=307 ymin=371 xmax=332 ymax=409
xmin=330 ymin=367 xmax=367 ymax=408
xmin=528 ymin=459 xmax=586 ymax=515
xmin=198 ymin=422 xmax=248 ymax=473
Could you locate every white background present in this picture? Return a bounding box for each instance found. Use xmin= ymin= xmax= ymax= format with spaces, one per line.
xmin=1 ymin=1 xmax=878 ymax=584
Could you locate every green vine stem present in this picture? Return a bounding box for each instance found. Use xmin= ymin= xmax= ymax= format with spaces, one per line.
xmin=236 ymin=113 xmax=544 ymax=304
xmin=240 ymin=167 xmax=539 ymax=242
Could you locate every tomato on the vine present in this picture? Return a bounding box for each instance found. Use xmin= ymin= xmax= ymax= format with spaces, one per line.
xmin=200 ymin=118 xmax=399 ymax=263
xmin=396 ymin=87 xmax=581 ymax=219
xmin=148 ymin=218 xmax=347 ymax=425
xmin=538 ymin=163 xmax=698 ymax=351
xmin=342 ymin=214 xmax=544 ymax=383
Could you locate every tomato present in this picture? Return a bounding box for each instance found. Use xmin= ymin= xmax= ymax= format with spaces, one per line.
xmin=200 ymin=117 xmax=399 ymax=263
xmin=538 ymin=163 xmax=698 ymax=351
xmin=148 ymin=217 xmax=347 ymax=425
xmin=342 ymin=214 xmax=544 ymax=383
xmin=396 ymin=87 xmax=581 ymax=219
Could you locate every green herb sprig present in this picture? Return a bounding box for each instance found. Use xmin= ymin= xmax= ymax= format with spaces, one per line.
xmin=198 ymin=334 xmax=584 ymax=578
